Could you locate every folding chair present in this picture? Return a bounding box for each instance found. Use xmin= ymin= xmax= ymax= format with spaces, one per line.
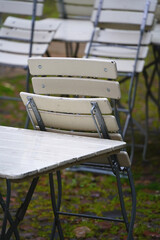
xmin=143 ymin=0 xmax=160 ymax=136
xmin=53 ymin=0 xmax=94 ymax=57
xmin=0 ymin=0 xmax=58 ymax=101
xmin=84 ymin=0 xmax=157 ymax=161
xmin=20 ymin=57 xmax=136 ymax=240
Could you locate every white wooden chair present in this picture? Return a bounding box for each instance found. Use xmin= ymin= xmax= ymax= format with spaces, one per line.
xmin=53 ymin=0 xmax=94 ymax=57
xmin=0 ymin=0 xmax=60 ymax=100
xmin=84 ymin=0 xmax=157 ymax=161
xmin=20 ymin=57 xmax=136 ymax=240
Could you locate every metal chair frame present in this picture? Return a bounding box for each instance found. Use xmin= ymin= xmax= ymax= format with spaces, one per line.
xmin=25 ymin=91 xmax=136 ymax=240
xmin=85 ymin=0 xmax=153 ymax=161
xmin=0 ymin=177 xmax=39 ymax=240
xmin=143 ymin=44 xmax=160 ymax=136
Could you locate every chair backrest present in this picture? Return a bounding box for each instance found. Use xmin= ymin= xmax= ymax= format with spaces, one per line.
xmin=0 ymin=0 xmax=54 ymax=68
xmin=92 ymin=0 xmax=157 ymax=30
xmin=20 ymin=57 xmax=131 ymax=168
xmin=56 ymin=0 xmax=94 ymax=20
xmin=85 ymin=0 xmax=158 ymax=74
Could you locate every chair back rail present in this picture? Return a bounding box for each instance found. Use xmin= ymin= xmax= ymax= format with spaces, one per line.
xmin=28 ymin=57 xmax=117 ymax=78
xmin=56 ymin=0 xmax=94 ymax=19
xmin=32 ymin=77 xmax=121 ymax=99
xmin=0 ymin=0 xmax=43 ymax=16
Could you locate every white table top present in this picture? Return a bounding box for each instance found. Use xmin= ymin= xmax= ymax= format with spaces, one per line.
xmin=0 ymin=126 xmax=126 ymax=180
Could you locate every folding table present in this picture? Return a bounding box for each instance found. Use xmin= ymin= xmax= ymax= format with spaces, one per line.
xmin=0 ymin=125 xmax=126 ymax=239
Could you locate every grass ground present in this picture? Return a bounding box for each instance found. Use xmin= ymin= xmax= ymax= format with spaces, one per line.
xmin=0 ymin=1 xmax=160 ymax=239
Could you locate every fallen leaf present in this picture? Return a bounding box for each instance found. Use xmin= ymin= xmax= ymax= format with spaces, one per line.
xmin=74 ymin=226 xmax=91 ymax=238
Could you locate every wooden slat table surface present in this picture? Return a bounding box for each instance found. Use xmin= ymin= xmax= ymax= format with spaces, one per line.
xmin=0 ymin=126 xmax=126 ymax=180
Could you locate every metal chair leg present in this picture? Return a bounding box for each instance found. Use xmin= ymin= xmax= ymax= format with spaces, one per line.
xmin=0 ymin=180 xmax=20 ymax=240
xmin=126 ymin=168 xmax=136 ymax=240
xmin=114 ymin=166 xmax=130 ymax=232
xmin=49 ymin=172 xmax=64 ymax=240
xmin=4 ymin=177 xmax=39 ymax=240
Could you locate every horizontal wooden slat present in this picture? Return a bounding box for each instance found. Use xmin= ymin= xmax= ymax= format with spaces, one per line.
xmin=0 ymin=0 xmax=43 ymax=16
xmin=28 ymin=57 xmax=117 ymax=79
xmin=41 ymin=128 xmax=123 ymax=141
xmin=31 ymin=77 xmax=121 ymax=99
xmin=85 ymin=44 xmax=148 ymax=59
xmin=4 ymin=17 xmax=62 ymax=31
xmin=28 ymin=110 xmax=119 ymax=133
xmin=87 ymin=150 xmax=131 ymax=167
xmin=0 ymin=27 xmax=54 ymax=43
xmin=0 ymin=52 xmax=29 ymax=68
xmin=0 ymin=40 xmax=48 ymax=55
xmin=20 ymin=92 xmax=112 ymax=114
xmin=91 ymin=10 xmax=154 ymax=29
xmin=87 ymin=57 xmax=145 ymax=73
xmin=94 ymin=0 xmax=157 ymax=13
xmin=93 ymin=29 xmax=151 ymax=45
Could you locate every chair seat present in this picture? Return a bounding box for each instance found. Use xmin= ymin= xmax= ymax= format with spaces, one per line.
xmin=54 ymin=19 xmax=93 ymax=42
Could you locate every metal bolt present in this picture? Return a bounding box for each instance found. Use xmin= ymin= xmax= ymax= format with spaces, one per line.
xmin=38 ymin=65 xmax=42 ymax=69
xmin=107 ymin=88 xmax=110 ymax=92
xmin=104 ymin=68 xmax=107 ymax=72
xmin=42 ymin=84 xmax=45 ymax=88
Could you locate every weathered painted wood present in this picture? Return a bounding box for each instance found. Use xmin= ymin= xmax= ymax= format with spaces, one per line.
xmin=31 ymin=77 xmax=121 ymax=99
xmin=87 ymin=57 xmax=145 ymax=73
xmin=0 ymin=0 xmax=43 ymax=16
xmin=20 ymin=92 xmax=112 ymax=114
xmin=91 ymin=10 xmax=154 ymax=29
xmin=0 ymin=40 xmax=48 ymax=55
xmin=0 ymin=27 xmax=54 ymax=43
xmin=0 ymin=126 xmax=126 ymax=180
xmin=93 ymin=29 xmax=151 ymax=45
xmin=94 ymin=0 xmax=157 ymax=12
xmin=4 ymin=16 xmax=62 ymax=31
xmin=85 ymin=44 xmax=148 ymax=59
xmin=28 ymin=57 xmax=117 ymax=79
xmin=0 ymin=52 xmax=29 ymax=67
